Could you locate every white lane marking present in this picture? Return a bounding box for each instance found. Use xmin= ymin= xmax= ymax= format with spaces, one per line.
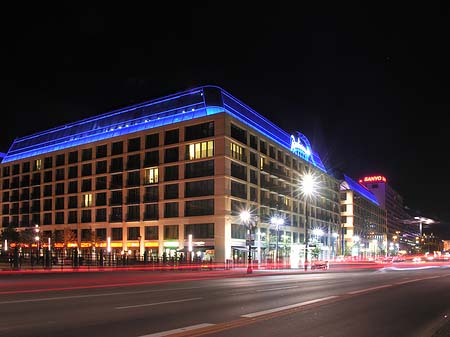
xmin=0 ymin=286 xmax=204 ymax=305
xmin=256 ymin=286 xmax=300 ymax=292
xmin=396 ymin=279 xmax=419 ymax=285
xmin=241 ymin=296 xmax=338 ymax=318
xmin=115 ymin=297 xmax=202 ymax=310
xmin=138 ymin=323 xmax=215 ymax=337
xmin=347 ymin=284 xmax=392 ymax=295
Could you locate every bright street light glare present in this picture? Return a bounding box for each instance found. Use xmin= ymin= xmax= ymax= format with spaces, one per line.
xmin=240 ymin=210 xmax=251 ymax=223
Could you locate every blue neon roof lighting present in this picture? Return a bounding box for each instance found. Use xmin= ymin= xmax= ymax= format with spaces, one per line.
xmin=2 ymin=86 xmax=327 ymax=172
xmin=342 ymin=174 xmax=380 ymax=206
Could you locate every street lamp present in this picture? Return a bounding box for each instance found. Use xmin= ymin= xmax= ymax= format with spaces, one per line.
xmin=299 ymin=172 xmax=317 ymax=270
xmin=270 ymin=215 xmax=284 ymax=268
xmin=34 ymin=224 xmax=40 ymax=266
xmin=240 ymin=210 xmax=257 ymax=274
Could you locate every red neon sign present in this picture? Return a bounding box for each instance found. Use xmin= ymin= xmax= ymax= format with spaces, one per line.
xmin=359 ymin=175 xmax=387 ymax=183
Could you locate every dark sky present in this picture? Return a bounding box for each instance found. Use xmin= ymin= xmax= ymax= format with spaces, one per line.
xmin=1 ymin=3 xmax=450 ymax=222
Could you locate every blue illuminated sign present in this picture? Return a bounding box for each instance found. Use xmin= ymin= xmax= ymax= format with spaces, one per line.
xmin=290 ymin=132 xmax=312 ymax=160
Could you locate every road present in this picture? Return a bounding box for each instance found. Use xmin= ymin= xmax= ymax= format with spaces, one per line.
xmin=0 ymin=265 xmax=449 ymax=337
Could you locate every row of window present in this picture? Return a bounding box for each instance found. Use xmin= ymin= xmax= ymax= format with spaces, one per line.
xmin=36 ymin=223 xmax=215 ymax=242
xmin=2 ymin=199 xmax=214 ymax=226
xmin=1 ymin=122 xmax=215 ymax=177
xmin=1 ymin=159 xmax=215 ymax=194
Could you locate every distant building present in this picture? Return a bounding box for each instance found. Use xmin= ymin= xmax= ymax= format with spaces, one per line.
xmin=358 ymin=175 xmax=413 ymax=252
xmin=0 ymin=86 xmax=341 ymax=265
xmin=340 ymin=175 xmax=387 ymax=258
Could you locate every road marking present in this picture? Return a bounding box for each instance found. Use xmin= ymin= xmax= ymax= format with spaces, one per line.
xmin=241 ymin=296 xmax=338 ymax=318
xmin=115 ymin=297 xmax=202 ymax=310
xmin=137 ymin=323 xmax=215 ymax=337
xmin=347 ymin=284 xmax=392 ymax=294
xmin=256 ymin=285 xmax=300 ymax=292
xmin=0 ymin=286 xmax=204 ymax=305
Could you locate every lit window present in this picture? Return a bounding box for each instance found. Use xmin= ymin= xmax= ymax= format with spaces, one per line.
xmin=82 ymin=194 xmax=93 ymax=207
xmin=144 ymin=167 xmax=159 ymax=184
xmin=230 ymin=143 xmax=244 ymax=161
xmin=34 ymin=159 xmax=42 ymax=171
xmin=187 ymin=141 xmax=214 ymax=160
xmin=260 ymin=156 xmax=266 ymax=170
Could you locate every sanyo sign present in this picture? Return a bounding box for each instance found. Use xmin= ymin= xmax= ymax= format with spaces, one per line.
xmin=290 ymin=132 xmax=312 ymax=160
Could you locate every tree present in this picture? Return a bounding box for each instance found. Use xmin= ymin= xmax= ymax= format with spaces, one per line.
xmin=0 ymin=226 xmax=20 ymax=244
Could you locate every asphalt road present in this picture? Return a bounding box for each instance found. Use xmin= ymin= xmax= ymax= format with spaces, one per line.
xmin=0 ymin=265 xmax=449 ymax=337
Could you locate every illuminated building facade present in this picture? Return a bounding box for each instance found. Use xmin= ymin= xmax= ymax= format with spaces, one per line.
xmin=358 ymin=175 xmax=413 ymax=252
xmin=340 ymin=175 xmax=387 ymax=258
xmin=0 ymin=86 xmax=340 ymax=264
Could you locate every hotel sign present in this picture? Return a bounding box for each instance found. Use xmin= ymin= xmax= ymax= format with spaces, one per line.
xmin=290 ymin=132 xmax=311 ymax=159
xmin=359 ymin=175 xmax=387 ymax=183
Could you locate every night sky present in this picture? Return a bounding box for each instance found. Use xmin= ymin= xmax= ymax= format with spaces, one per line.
xmin=1 ymin=3 xmax=450 ymax=225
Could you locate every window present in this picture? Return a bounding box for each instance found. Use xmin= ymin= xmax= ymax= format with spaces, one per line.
xmin=96 ymin=228 xmax=107 ymax=240
xmin=260 ymin=140 xmax=267 ymax=154
xmin=110 ymin=174 xmax=123 ymax=189
xmin=82 ymin=149 xmax=92 ymax=161
xmin=95 ymin=176 xmax=107 ymax=190
xmin=144 ymin=204 xmax=158 ymax=220
xmin=82 ymin=194 xmax=93 ymax=207
xmin=144 ymin=186 xmax=159 ymax=202
xmin=144 ymin=167 xmax=159 ymax=184
xmin=230 ymin=143 xmax=244 ymax=161
xmin=43 ymin=171 xmax=52 ymax=183
xmin=68 ymin=196 xmax=77 ymax=209
xmin=81 ymin=179 xmax=92 ymax=192
xmin=164 ymin=129 xmax=179 ymax=145
xmin=96 ymin=209 xmax=107 ymax=222
xmin=230 ymin=123 xmax=247 ymax=144
xmin=126 ymin=154 xmax=140 ymax=170
xmin=33 ymin=159 xmax=42 ymax=171
xmin=145 ymin=133 xmax=159 ymax=148
xmin=96 ymin=144 xmax=107 ymax=158
xmin=44 ymin=199 xmax=52 ymax=211
xmin=185 ymin=180 xmax=214 ymax=197
xmin=68 ymin=151 xmax=78 ymax=164
xmin=164 ymin=184 xmax=179 ymax=199
xmin=249 ymin=134 xmax=257 ymax=150
xmin=127 ymin=137 xmax=141 ymax=152
xmin=184 ymin=223 xmax=214 ymax=239
xmin=96 ymin=192 xmax=106 ymax=206
xmin=144 ymin=151 xmax=159 ymax=166
xmin=68 ymin=166 xmax=78 ymax=179
xmin=231 ymin=162 xmax=247 ymax=181
xmin=111 ymin=227 xmax=123 ymax=240
xmin=145 ymin=226 xmax=158 ymax=240
xmin=185 ymin=160 xmax=214 ymax=178
xmin=110 ymin=157 xmax=123 ymax=172
xmin=128 ymin=227 xmax=140 ymax=240
xmin=231 ymin=223 xmax=246 ymax=239
xmin=56 ymin=154 xmax=65 ymax=166
xmin=185 ymin=122 xmax=214 ymax=141
xmin=44 ymin=213 xmax=52 ymax=225
xmin=164 ymin=147 xmax=179 ymax=163
xmin=164 ymin=165 xmax=178 ymax=181
xmin=127 ymin=206 xmax=140 ymax=221
xmin=110 ymin=191 xmax=122 ymax=205
xmin=127 ymin=171 xmax=140 ymax=187
xmin=44 ymin=157 xmax=53 ymax=169
xmin=231 ymin=181 xmax=246 ymax=199
xmin=250 ymin=170 xmax=257 ymax=184
xmin=110 ymin=207 xmax=122 ymax=222
xmin=55 ymin=168 xmax=65 ymax=181
xmin=96 ymin=161 xmax=107 ymax=174
xmin=81 ymin=210 xmax=91 ymax=223
xmin=185 ymin=199 xmax=214 ymax=216
xmin=55 ymin=197 xmax=64 ymax=210
xmin=127 ymin=188 xmax=140 ymax=204
xmin=68 ymin=211 xmax=78 ymax=224
xmin=43 ymin=185 xmax=52 ymax=197
xmin=81 ymin=163 xmax=92 ymax=176
xmin=111 ymin=141 xmax=123 ymax=155
xmin=186 ymin=141 xmax=214 ymax=160
xmin=22 ymin=162 xmax=30 ymax=173
xmin=164 ymin=225 xmax=179 ymax=240
xmin=55 ymin=183 xmax=65 ymax=195
xmin=164 ymin=202 xmax=179 ymax=218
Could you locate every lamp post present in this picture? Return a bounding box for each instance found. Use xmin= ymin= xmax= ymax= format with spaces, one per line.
xmin=270 ymin=216 xmax=284 ymax=268
xmin=240 ymin=210 xmax=256 ymax=274
xmin=34 ymin=224 xmax=40 ymax=267
xmin=300 ymin=173 xmax=316 ymax=271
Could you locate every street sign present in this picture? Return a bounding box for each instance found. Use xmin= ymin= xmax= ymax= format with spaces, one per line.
xmin=246 ymin=240 xmax=255 ymax=245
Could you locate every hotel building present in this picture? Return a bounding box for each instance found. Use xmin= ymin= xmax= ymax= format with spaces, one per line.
xmin=340 ymin=175 xmax=387 ymax=257
xmin=0 ymin=86 xmax=341 ymax=264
